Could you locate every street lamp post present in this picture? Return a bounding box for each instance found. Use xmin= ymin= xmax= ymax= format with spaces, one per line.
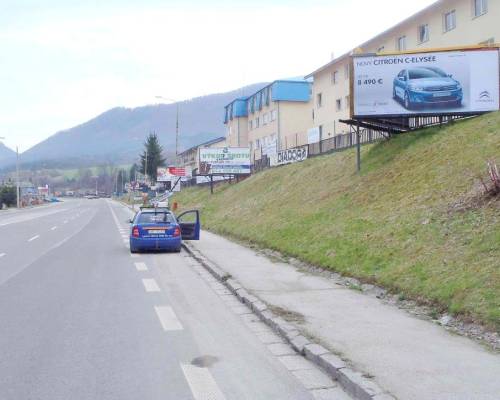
xmin=155 ymin=96 xmax=179 ymax=165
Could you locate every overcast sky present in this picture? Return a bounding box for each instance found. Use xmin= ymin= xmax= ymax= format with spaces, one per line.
xmin=0 ymin=0 xmax=436 ymax=152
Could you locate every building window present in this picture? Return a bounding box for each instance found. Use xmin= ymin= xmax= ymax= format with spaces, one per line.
xmin=345 ymin=95 xmax=350 ymax=110
xmin=255 ymin=139 xmax=260 ymax=149
xmin=271 ymin=110 xmax=277 ymax=121
xmin=473 ymin=0 xmax=487 ymax=17
xmin=344 ymin=64 xmax=350 ymax=80
xmin=263 ymin=113 xmax=269 ymax=125
xmin=317 ymin=93 xmax=323 ymax=108
xmin=255 ymin=117 xmax=260 ymax=128
xmin=249 ymin=120 xmax=253 ymax=130
xmin=444 ymin=10 xmax=456 ymax=32
xmin=331 ymin=71 xmax=339 ymax=84
xmin=336 ymin=98 xmax=342 ymax=111
xmin=418 ymin=24 xmax=429 ymax=43
xmin=397 ymin=36 xmax=406 ymax=51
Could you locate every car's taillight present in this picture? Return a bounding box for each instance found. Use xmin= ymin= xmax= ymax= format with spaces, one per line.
xmin=173 ymin=227 xmax=181 ymax=237
xmin=132 ymin=226 xmax=140 ymax=237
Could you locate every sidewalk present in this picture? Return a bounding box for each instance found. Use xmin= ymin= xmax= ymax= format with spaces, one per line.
xmin=188 ymin=230 xmax=500 ymax=400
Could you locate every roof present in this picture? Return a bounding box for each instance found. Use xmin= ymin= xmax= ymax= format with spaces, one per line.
xmin=306 ymin=0 xmax=447 ymax=78
xmin=178 ymin=136 xmax=226 ymax=156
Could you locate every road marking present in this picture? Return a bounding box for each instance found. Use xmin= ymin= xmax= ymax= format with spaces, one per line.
xmin=0 ymin=253 xmax=5 ymax=258
xmin=135 ymin=262 xmax=148 ymax=271
xmin=154 ymin=306 xmax=183 ymax=331
xmin=51 ymin=226 xmax=57 ymax=231
xmin=181 ymin=364 xmax=226 ymax=400
xmin=142 ymin=278 xmax=160 ymax=292
xmin=28 ymin=235 xmax=40 ymax=242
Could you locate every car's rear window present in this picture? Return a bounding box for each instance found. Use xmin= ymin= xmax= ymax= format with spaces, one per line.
xmin=137 ymin=212 xmax=175 ymax=224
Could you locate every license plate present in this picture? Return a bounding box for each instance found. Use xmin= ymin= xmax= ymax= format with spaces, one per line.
xmin=434 ymin=92 xmax=451 ymax=97
xmin=149 ymin=230 xmax=165 ymax=234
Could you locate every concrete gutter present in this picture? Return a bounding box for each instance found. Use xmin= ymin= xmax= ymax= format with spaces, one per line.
xmin=182 ymin=242 xmax=396 ymax=400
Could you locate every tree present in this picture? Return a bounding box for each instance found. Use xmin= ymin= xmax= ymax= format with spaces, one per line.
xmin=0 ymin=186 xmax=16 ymax=207
xmin=140 ymin=132 xmax=166 ymax=181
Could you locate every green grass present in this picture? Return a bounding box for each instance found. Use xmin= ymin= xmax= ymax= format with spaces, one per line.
xmin=174 ymin=112 xmax=500 ymax=330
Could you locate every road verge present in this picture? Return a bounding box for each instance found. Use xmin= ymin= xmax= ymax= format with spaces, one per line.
xmin=182 ymin=241 xmax=396 ymax=400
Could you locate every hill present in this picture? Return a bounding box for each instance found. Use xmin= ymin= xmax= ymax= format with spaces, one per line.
xmin=174 ymin=112 xmax=500 ymax=330
xmin=3 ymin=83 xmax=266 ymax=170
xmin=0 ymin=143 xmax=16 ymax=166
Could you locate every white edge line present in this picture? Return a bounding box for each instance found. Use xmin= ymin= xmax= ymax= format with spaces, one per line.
xmin=181 ymin=363 xmax=226 ymax=400
xmin=154 ymin=306 xmax=183 ymax=331
xmin=28 ymin=235 xmax=40 ymax=242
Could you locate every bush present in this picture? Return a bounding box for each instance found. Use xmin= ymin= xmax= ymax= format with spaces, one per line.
xmin=0 ymin=186 xmax=17 ymax=207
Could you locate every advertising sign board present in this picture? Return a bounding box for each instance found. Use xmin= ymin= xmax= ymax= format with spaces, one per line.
xmin=307 ymin=127 xmax=321 ymax=144
xmin=199 ymin=147 xmax=251 ymax=175
xmin=156 ymin=167 xmax=169 ymax=182
xmin=271 ymin=145 xmax=308 ymax=167
xmin=352 ymin=49 xmax=499 ymax=118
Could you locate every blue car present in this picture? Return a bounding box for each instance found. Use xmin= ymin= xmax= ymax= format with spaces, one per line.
xmin=393 ymin=67 xmax=463 ymax=110
xmin=129 ymin=208 xmax=200 ymax=253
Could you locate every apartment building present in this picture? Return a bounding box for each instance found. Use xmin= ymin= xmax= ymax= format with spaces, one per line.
xmin=307 ymin=0 xmax=499 ymax=138
xmin=224 ymin=97 xmax=249 ymax=147
xmin=177 ymin=136 xmax=226 ymax=175
xmin=224 ymin=80 xmax=312 ymax=161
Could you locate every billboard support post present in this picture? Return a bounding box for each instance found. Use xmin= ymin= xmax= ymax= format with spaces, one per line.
xmin=210 ymin=175 xmax=214 ymax=195
xmin=356 ymin=122 xmax=361 ymax=173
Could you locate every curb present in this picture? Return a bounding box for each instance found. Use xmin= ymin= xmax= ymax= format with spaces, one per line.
xmin=182 ymin=242 xmax=396 ymax=400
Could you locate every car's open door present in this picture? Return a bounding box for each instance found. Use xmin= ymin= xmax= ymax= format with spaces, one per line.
xmin=177 ymin=210 xmax=200 ymax=240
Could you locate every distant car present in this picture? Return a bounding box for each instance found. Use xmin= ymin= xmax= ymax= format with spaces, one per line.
xmin=393 ymin=67 xmax=463 ymax=110
xmin=129 ymin=207 xmax=200 ymax=253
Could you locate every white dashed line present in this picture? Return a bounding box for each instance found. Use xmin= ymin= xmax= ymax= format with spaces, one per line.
xmin=181 ymin=364 xmax=226 ymax=400
xmin=142 ymin=278 xmax=160 ymax=292
xmin=154 ymin=306 xmax=183 ymax=331
xmin=134 ymin=262 xmax=148 ymax=271
xmin=51 ymin=226 xmax=57 ymax=231
xmin=28 ymin=235 xmax=40 ymax=242
xmin=0 ymin=253 xmax=5 ymax=258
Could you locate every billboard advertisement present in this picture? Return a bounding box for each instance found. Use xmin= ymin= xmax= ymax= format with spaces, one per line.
xmin=199 ymin=147 xmax=251 ymax=175
xmin=353 ymin=49 xmax=499 ymax=117
xmin=270 ymin=146 xmax=308 ymax=167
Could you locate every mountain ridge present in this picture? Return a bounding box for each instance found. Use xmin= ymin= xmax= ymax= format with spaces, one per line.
xmin=2 ymin=82 xmax=267 ymax=170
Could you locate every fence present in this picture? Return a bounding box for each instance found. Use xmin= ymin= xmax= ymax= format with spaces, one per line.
xmin=252 ymin=129 xmax=386 ymax=173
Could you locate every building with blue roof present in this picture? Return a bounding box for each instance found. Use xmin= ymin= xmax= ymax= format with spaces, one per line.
xmin=224 ymin=79 xmax=312 ymax=162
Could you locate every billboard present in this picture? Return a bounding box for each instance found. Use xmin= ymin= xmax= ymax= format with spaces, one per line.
xmin=199 ymin=147 xmax=251 ymax=175
xmin=270 ymin=146 xmax=308 ymax=167
xmin=352 ymin=49 xmax=499 ymax=117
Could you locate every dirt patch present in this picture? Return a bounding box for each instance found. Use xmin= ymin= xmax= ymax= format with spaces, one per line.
xmin=268 ymin=305 xmax=306 ymax=324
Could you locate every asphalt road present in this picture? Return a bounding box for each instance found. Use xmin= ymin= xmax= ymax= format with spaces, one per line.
xmin=0 ymin=199 xmax=348 ymax=400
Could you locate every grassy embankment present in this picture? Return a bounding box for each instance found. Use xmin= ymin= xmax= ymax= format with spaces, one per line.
xmin=174 ymin=112 xmax=500 ymax=330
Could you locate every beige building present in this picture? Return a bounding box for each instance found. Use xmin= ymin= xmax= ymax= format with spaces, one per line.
xmin=307 ymin=0 xmax=499 ymax=138
xmin=178 ymin=136 xmax=226 ymax=175
xmin=225 ymin=80 xmax=313 ymax=162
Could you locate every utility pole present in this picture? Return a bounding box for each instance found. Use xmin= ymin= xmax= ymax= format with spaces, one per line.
xmin=155 ymin=96 xmax=180 ymax=165
xmin=16 ymin=146 xmax=20 ymax=208
xmin=175 ymin=102 xmax=179 ymax=166
xmin=145 ymin=148 xmax=148 ymax=184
